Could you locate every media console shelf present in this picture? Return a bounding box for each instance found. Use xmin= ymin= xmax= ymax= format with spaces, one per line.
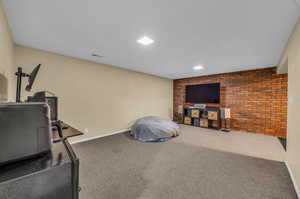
xmin=183 ymin=106 xmax=221 ymax=130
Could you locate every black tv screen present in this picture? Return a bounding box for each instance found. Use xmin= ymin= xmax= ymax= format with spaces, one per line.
xmin=185 ymin=83 xmax=220 ymax=103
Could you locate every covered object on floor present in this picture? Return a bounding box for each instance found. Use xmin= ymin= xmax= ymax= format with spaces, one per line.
xmin=131 ymin=116 xmax=180 ymax=142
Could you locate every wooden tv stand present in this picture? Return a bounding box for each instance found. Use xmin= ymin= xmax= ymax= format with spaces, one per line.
xmin=183 ymin=106 xmax=221 ymax=130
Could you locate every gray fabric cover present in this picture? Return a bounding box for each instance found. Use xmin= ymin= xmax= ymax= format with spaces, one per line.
xmin=131 ymin=116 xmax=180 ymax=142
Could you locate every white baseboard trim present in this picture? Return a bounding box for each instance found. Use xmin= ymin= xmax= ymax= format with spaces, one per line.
xmin=285 ymin=161 xmax=300 ymax=198
xmin=70 ymin=129 xmax=130 ymax=145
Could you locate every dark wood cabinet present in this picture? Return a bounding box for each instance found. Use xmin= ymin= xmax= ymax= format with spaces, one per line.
xmin=183 ymin=107 xmax=221 ymax=130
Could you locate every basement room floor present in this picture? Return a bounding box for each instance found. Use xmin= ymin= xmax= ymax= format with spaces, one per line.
xmin=174 ymin=124 xmax=286 ymax=162
xmin=72 ymin=125 xmax=295 ymax=199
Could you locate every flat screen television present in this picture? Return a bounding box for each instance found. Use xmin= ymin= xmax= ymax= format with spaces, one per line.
xmin=185 ymin=83 xmax=220 ymax=103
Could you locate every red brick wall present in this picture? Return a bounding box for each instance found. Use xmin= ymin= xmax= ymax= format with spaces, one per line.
xmin=173 ymin=67 xmax=288 ymax=138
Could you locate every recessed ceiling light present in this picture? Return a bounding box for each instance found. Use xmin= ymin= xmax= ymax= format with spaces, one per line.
xmin=137 ymin=36 xmax=154 ymax=46
xmin=193 ymin=65 xmax=204 ymax=71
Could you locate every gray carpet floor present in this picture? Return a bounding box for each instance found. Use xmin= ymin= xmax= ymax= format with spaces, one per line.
xmin=73 ymin=133 xmax=298 ymax=199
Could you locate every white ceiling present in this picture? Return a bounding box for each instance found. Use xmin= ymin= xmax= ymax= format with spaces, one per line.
xmin=3 ymin=0 xmax=300 ymax=79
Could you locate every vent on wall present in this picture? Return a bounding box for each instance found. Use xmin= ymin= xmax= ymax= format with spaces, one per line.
xmin=91 ymin=53 xmax=104 ymax=58
xmin=0 ymin=73 xmax=8 ymax=102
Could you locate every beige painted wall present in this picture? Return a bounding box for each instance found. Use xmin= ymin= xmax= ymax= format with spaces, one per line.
xmin=279 ymin=17 xmax=300 ymax=193
xmin=15 ymin=46 xmax=173 ymax=141
xmin=0 ymin=0 xmax=15 ymax=101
